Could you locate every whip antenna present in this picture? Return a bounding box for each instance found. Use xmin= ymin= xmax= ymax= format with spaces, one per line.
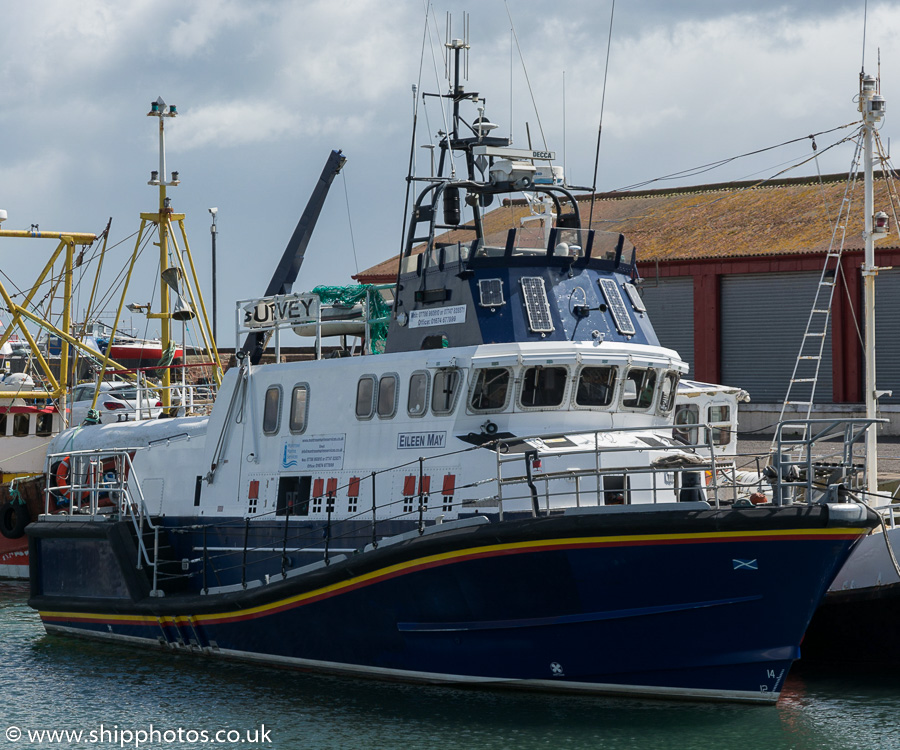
xmin=589 ymin=0 xmax=616 ymax=228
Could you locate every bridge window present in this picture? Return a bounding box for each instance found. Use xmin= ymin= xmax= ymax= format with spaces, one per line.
xmin=407 ymin=371 xmax=429 ymax=417
xmin=658 ymin=372 xmax=680 ymax=414
xmin=356 ymin=375 xmax=376 ymax=419
xmin=470 ymin=368 xmax=510 ymax=412
xmin=432 ymin=369 xmax=461 ymax=415
xmin=262 ymin=386 xmax=282 ymax=434
xmin=520 ymin=366 xmax=567 ymax=408
xmin=622 ymin=368 xmax=656 ymax=410
xmin=377 ymin=374 xmax=398 ymax=418
xmin=575 ymin=366 xmax=616 ymax=407
xmin=289 ymin=384 xmax=309 ymax=433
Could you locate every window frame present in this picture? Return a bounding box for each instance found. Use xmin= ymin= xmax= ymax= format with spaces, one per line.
xmin=289 ymin=383 xmax=310 ymax=434
xmin=431 ymin=368 xmax=463 ymax=416
xmin=376 ymin=373 xmax=399 ymax=419
xmin=262 ymin=385 xmax=283 ymax=435
xmin=468 ymin=367 xmax=512 ymax=414
xmin=657 ymin=371 xmax=680 ymax=416
xmin=621 ymin=367 xmax=658 ymax=411
xmin=518 ymin=365 xmax=569 ymax=410
xmin=407 ymin=370 xmax=430 ymax=418
xmin=572 ymin=365 xmax=618 ymax=410
xmin=355 ymin=374 xmax=377 ymax=420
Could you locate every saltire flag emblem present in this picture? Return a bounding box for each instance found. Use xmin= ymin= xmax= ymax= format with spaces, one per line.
xmin=733 ymin=559 xmax=758 ymax=570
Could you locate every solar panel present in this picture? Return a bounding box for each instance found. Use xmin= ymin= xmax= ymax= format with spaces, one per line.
xmin=624 ymin=282 xmax=646 ymax=312
xmin=520 ymin=277 xmax=554 ymax=333
xmin=478 ymin=278 xmax=505 ymax=307
xmin=598 ymin=278 xmax=636 ymax=335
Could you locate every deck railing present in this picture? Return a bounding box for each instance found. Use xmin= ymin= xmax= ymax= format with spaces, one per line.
xmin=40 ymin=417 xmax=879 ymax=596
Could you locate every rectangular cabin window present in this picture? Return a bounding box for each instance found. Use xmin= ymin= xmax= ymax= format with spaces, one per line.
xmin=356 ymin=376 xmax=376 ymax=419
xmin=262 ymin=386 xmax=282 ymax=434
xmin=0 ymin=413 xmax=7 ymax=436
xmin=290 ymin=385 xmax=308 ymax=433
xmin=35 ymin=412 xmax=54 ymax=437
xmin=377 ymin=375 xmax=397 ymax=418
xmin=13 ymin=413 xmax=29 ymax=437
xmin=407 ymin=371 xmax=429 ymax=417
xmin=623 ymin=368 xmax=657 ymax=410
xmin=575 ymin=367 xmax=616 ymax=407
xmin=431 ymin=370 xmax=461 ymax=415
xmin=520 ymin=366 xmax=567 ymax=408
xmin=658 ymin=372 xmax=680 ymax=414
xmin=470 ymin=368 xmax=510 ymax=411
xmin=708 ymin=404 xmax=732 ymax=446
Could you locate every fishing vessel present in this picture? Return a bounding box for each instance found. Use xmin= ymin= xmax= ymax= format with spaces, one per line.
xmin=27 ymin=33 xmax=878 ymax=703
xmin=0 ymin=98 xmax=222 ymax=578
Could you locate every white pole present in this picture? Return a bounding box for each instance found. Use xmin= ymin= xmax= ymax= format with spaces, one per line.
xmin=861 ymin=73 xmax=883 ymax=499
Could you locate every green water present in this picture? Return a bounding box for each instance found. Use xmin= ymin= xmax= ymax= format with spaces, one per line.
xmin=1 ymin=580 xmax=898 ymax=750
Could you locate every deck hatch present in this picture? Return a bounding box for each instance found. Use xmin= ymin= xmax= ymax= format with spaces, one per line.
xmin=520 ymin=277 xmax=554 ymax=333
xmin=598 ymin=278 xmax=636 ymax=335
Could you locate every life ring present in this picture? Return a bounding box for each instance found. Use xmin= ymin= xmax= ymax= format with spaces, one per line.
xmin=0 ymin=501 xmax=29 ymax=539
xmin=53 ymin=456 xmax=90 ymax=504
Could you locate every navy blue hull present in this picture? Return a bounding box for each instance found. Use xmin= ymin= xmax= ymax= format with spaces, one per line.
xmin=29 ymin=505 xmax=875 ymax=702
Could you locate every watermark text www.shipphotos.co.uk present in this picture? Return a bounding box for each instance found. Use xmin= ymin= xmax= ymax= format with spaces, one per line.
xmin=4 ymin=724 xmax=272 ymax=747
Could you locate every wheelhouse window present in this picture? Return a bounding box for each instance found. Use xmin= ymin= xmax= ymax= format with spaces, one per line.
xmin=35 ymin=412 xmax=54 ymax=437
xmin=622 ymin=368 xmax=657 ymax=409
xmin=658 ymin=372 xmax=680 ymax=414
xmin=377 ymin=374 xmax=398 ymax=418
xmin=432 ymin=369 xmax=461 ymax=415
xmin=0 ymin=413 xmax=7 ymax=436
xmin=708 ymin=404 xmax=732 ymax=445
xmin=407 ymin=371 xmax=429 ymax=417
xmin=356 ymin=375 xmax=376 ymax=419
xmin=262 ymin=386 xmax=282 ymax=434
xmin=674 ymin=403 xmax=699 ymax=444
xmin=520 ymin=366 xmax=567 ymax=408
xmin=289 ymin=384 xmax=308 ymax=433
xmin=13 ymin=413 xmax=29 ymax=437
xmin=470 ymin=368 xmax=510 ymax=412
xmin=575 ymin=366 xmax=616 ymax=407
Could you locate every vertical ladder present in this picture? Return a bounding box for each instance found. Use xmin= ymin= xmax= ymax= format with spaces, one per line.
xmin=775 ymin=139 xmax=863 ymax=435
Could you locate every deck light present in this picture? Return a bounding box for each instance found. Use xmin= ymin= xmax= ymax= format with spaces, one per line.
xmin=874 ymin=211 xmax=889 ymax=237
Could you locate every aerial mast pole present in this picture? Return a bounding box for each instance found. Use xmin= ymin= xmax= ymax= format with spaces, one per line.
xmin=859 ymin=72 xmax=888 ymax=498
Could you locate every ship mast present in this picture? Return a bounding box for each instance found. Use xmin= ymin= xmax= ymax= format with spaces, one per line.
xmin=859 ymin=72 xmax=888 ymax=498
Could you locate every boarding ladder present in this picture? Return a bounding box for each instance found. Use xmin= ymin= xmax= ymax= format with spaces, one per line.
xmin=775 ymin=140 xmax=863 ymax=439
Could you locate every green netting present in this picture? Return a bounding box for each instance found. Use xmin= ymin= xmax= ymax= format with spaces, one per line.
xmin=311 ymin=284 xmax=391 ymax=354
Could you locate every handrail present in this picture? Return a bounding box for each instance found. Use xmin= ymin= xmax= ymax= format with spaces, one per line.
xmin=38 ymin=417 xmax=880 ymax=595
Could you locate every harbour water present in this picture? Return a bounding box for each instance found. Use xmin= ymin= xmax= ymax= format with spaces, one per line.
xmin=2 ymin=581 xmax=899 ymax=749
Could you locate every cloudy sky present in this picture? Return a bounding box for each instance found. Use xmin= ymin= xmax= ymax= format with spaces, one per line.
xmin=1 ymin=0 xmax=897 ymax=345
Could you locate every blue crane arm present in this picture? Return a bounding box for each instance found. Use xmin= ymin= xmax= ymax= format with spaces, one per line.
xmin=242 ymin=149 xmax=346 ymax=364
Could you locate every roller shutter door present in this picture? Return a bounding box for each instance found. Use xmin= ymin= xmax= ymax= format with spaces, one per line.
xmin=721 ymin=272 xmax=832 ymax=403
xmin=640 ymin=277 xmax=694 ymax=375
xmin=873 ymin=269 xmax=900 ymax=404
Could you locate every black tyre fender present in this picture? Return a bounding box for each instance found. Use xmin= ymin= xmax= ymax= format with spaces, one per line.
xmin=0 ymin=500 xmax=29 ymax=539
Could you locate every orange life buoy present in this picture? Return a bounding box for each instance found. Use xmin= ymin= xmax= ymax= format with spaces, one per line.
xmin=54 ymin=456 xmax=90 ymax=503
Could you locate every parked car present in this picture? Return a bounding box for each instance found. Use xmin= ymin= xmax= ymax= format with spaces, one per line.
xmin=67 ymin=381 xmax=162 ymax=425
